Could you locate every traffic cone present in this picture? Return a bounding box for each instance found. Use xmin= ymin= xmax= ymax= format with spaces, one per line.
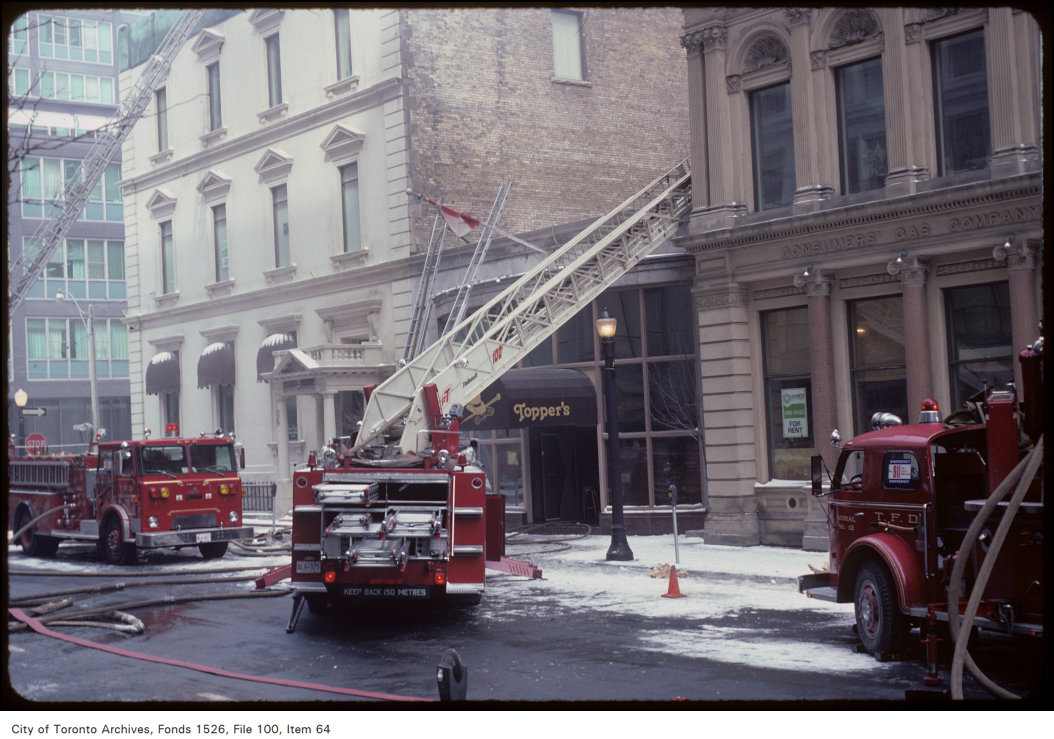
xmin=662 ymin=565 xmax=686 ymax=598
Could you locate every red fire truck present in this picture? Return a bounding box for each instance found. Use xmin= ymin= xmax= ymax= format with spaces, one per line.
xmin=288 ymin=385 xmax=497 ymax=625
xmin=8 ymin=434 xmax=253 ymax=565
xmin=798 ymin=336 xmax=1044 ymax=662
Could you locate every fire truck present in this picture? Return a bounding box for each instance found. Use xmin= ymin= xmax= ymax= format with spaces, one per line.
xmin=8 ymin=434 xmax=253 ymax=565
xmin=798 ymin=335 xmax=1044 ymax=663
xmin=285 ymin=161 xmax=692 ymax=625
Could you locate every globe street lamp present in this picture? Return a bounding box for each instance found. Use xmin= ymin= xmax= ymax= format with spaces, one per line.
xmin=14 ymin=387 xmax=28 ymax=453
xmin=56 ymin=291 xmax=100 ymax=440
xmin=596 ymin=309 xmax=633 ymax=561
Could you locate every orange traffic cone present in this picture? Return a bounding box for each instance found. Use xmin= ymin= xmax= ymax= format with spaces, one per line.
xmin=662 ymin=565 xmax=686 ymax=598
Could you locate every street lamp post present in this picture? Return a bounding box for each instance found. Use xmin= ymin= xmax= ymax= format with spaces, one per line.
xmin=56 ymin=291 xmax=100 ymax=440
xmin=596 ymin=309 xmax=633 ymax=561
xmin=14 ymin=387 xmax=28 ymax=454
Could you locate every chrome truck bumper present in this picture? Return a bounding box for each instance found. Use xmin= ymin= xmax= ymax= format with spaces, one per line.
xmin=136 ymin=526 xmax=253 ymax=549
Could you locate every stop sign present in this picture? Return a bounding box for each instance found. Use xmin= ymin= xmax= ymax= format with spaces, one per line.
xmin=25 ymin=432 xmax=47 ymax=456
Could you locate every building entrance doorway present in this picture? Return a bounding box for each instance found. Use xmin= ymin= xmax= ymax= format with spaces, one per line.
xmin=530 ymin=427 xmax=599 ymax=525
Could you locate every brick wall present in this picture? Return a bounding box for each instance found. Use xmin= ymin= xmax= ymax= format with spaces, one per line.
xmin=402 ymin=7 xmax=689 ymax=249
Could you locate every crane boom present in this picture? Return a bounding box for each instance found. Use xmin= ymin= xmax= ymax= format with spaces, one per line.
xmin=8 ymin=9 xmax=204 ymax=320
xmin=353 ymin=159 xmax=692 ymax=456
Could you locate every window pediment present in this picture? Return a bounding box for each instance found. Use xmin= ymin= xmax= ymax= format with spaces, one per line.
xmin=192 ymin=28 xmax=224 ymax=62
xmin=146 ymin=188 xmax=177 ymax=218
xmin=743 ymin=34 xmax=790 ymax=75
xmin=197 ymin=169 xmax=232 ymax=203
xmin=248 ymin=9 xmax=284 ymax=35
xmin=320 ymin=124 xmax=366 ymax=164
xmin=255 ymin=148 xmax=294 ymax=183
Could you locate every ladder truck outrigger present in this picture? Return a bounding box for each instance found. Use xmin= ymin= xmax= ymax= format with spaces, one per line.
xmin=799 ymin=332 xmax=1044 ymax=691
xmin=285 ymin=161 xmax=692 ymax=629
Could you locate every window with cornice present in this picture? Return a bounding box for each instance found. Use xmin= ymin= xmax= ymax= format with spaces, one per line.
xmin=265 ymin=34 xmax=282 ymax=107
xmin=212 ymin=204 xmax=229 ymax=282
xmin=207 ymin=62 xmax=222 ymax=131
xmin=750 ymin=82 xmax=795 ymax=210
xmin=836 ymin=57 xmax=887 ymax=193
xmin=340 ymin=163 xmax=362 ymax=253
xmin=932 ymin=29 xmax=989 ymax=175
xmin=334 ymin=9 xmax=353 ymax=80
xmin=272 ymin=185 xmax=290 ymax=267
xmin=160 ymin=221 xmax=175 ymax=294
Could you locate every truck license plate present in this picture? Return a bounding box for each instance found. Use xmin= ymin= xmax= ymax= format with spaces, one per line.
xmin=196 ymin=533 xmax=211 ymax=543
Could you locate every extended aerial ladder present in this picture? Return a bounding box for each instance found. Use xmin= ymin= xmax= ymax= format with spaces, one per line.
xmin=402 ymin=184 xmax=514 ymax=363
xmin=8 ymin=9 xmax=204 ymax=321
xmin=353 ymin=158 xmax=692 ymax=458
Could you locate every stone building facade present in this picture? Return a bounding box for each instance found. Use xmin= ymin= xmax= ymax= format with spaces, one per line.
xmin=677 ymin=7 xmax=1043 ymax=548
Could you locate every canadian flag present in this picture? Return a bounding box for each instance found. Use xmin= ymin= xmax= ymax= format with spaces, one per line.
xmin=427 ymin=197 xmax=481 ymax=238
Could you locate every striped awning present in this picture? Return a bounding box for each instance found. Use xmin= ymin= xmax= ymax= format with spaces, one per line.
xmin=197 ymin=342 xmax=235 ymax=388
xmin=256 ymin=333 xmax=296 ymax=382
xmin=145 ymin=351 xmax=180 ymax=395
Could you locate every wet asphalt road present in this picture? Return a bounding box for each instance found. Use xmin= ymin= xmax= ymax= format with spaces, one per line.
xmin=4 ymin=541 xmax=1047 ymax=707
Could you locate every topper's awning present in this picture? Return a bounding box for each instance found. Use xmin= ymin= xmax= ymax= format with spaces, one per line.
xmin=460 ymin=368 xmax=597 ymax=430
xmin=256 ymin=333 xmax=296 ymax=381
xmin=145 ymin=351 xmax=180 ymax=395
xmin=197 ymin=342 xmax=235 ymax=388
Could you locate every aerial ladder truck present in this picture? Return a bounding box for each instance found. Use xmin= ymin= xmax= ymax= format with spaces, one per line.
xmin=285 ymin=160 xmax=692 ymax=627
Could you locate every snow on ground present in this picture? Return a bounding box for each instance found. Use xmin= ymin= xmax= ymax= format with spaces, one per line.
xmin=496 ymin=533 xmax=894 ymax=674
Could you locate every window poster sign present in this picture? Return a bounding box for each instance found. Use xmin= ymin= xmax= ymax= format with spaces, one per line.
xmin=781 ymin=387 xmax=808 ymax=438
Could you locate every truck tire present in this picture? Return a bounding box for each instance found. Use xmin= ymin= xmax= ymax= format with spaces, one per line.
xmin=14 ymin=508 xmax=60 ymax=557
xmin=198 ymin=541 xmax=229 ymax=559
xmin=101 ymin=517 xmax=137 ymax=566
xmin=854 ymin=562 xmax=907 ymax=657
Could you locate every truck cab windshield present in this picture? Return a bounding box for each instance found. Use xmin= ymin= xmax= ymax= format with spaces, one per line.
xmin=189 ymin=444 xmax=237 ymax=473
xmin=142 ymin=445 xmax=189 ymax=476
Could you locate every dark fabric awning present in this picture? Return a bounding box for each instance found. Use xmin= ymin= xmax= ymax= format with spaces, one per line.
xmin=256 ymin=333 xmax=296 ymax=382
xmin=145 ymin=351 xmax=180 ymax=395
xmin=197 ymin=342 xmax=235 ymax=388
xmin=460 ymin=368 xmax=597 ymax=430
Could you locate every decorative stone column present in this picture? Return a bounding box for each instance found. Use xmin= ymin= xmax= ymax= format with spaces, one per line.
xmin=695 ymin=281 xmax=760 ymax=547
xmin=796 ymin=267 xmax=834 ymax=551
xmin=322 ymin=391 xmax=337 ymax=447
xmin=786 ymin=8 xmax=832 ymax=208
xmin=986 ymin=7 xmax=1042 ymax=178
xmin=882 ymin=8 xmax=930 ymax=195
xmin=274 ymin=388 xmax=292 ymax=516
xmin=888 ymin=253 xmax=934 ymax=413
xmin=680 ymin=29 xmax=710 ymax=209
xmin=994 ymin=237 xmax=1041 ymax=391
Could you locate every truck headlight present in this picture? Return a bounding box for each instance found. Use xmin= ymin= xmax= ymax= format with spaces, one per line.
xmin=147 ymin=516 xmax=159 ymax=529
xmin=228 ymin=511 xmax=239 ymax=523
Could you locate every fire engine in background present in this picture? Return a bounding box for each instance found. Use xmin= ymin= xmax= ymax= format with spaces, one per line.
xmin=285 ymin=161 xmax=692 ymax=627
xmin=799 ymin=334 xmax=1044 ymax=665
xmin=8 ymin=433 xmax=253 ymax=565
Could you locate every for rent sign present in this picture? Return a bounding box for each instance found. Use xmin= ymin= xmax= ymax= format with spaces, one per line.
xmin=781 ymin=388 xmax=808 ymax=439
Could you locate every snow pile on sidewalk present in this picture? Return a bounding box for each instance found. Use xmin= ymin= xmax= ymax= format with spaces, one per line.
xmin=496 ymin=534 xmax=892 ymax=675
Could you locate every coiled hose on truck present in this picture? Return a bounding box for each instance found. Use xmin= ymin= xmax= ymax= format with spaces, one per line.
xmin=946 ymin=435 xmax=1043 ymax=700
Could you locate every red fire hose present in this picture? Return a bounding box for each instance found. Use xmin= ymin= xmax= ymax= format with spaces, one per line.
xmin=10 ymin=607 xmax=434 ymax=702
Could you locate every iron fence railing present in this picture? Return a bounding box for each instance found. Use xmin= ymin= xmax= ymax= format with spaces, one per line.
xmin=243 ymin=481 xmax=277 ymax=513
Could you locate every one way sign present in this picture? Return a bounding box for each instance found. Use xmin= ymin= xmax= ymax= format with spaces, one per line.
xmin=21 ymin=407 xmax=46 ymax=417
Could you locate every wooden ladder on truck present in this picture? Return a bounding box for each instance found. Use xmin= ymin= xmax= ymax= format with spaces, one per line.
xmin=353 ymin=159 xmax=692 ymax=457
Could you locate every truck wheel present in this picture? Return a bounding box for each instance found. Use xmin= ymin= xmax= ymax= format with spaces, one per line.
xmin=101 ymin=517 xmax=137 ymax=566
xmin=198 ymin=541 xmax=229 ymax=559
xmin=14 ymin=508 xmax=59 ymax=557
xmin=854 ymin=562 xmax=907 ymax=657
